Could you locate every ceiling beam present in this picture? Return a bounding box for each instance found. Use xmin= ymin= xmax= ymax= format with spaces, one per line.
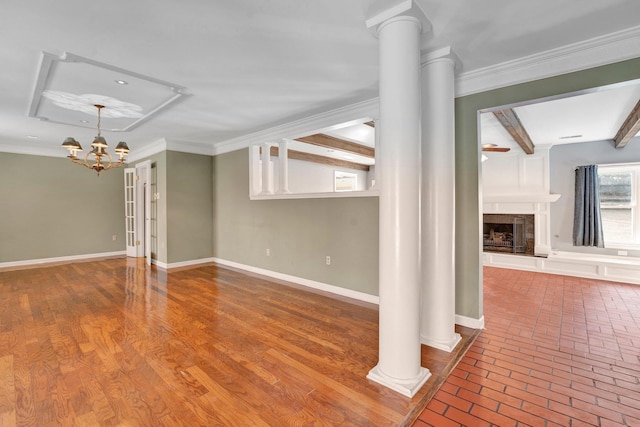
xmin=492 ymin=109 xmax=535 ymax=155
xmin=269 ymin=146 xmax=370 ymax=172
xmin=613 ymin=98 xmax=640 ymax=148
xmin=296 ymin=133 xmax=375 ymax=158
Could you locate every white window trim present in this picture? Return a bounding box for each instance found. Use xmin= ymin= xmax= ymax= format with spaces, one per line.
xmin=598 ymin=164 xmax=640 ymax=249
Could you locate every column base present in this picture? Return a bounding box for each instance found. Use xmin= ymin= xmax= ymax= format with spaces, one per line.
xmin=367 ymin=365 xmax=431 ymax=398
xmin=420 ymin=333 xmax=462 ymax=353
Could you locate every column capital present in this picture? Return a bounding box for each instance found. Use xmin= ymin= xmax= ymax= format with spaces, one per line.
xmin=365 ymin=0 xmax=432 ymax=36
xmin=421 ymin=46 xmax=462 ymax=72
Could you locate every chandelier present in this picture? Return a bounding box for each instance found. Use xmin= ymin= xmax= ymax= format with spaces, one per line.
xmin=61 ymin=104 xmax=130 ymax=175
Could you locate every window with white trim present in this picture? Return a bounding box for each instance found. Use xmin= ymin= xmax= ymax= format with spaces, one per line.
xmin=597 ymin=164 xmax=640 ymax=248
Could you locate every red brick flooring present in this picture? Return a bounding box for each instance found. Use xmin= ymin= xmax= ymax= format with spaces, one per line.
xmin=414 ymin=267 xmax=640 ymax=427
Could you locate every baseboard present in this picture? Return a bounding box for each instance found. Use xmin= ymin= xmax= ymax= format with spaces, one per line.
xmin=211 ymin=257 xmax=380 ymax=305
xmin=455 ymin=314 xmax=485 ymax=330
xmin=0 ymin=251 xmax=126 ymax=269
xmin=152 ymin=257 xmax=216 ymax=270
xmin=483 ymin=251 xmax=640 ymax=285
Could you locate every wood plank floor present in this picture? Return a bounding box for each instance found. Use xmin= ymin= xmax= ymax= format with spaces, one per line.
xmin=0 ymin=257 xmax=477 ymax=426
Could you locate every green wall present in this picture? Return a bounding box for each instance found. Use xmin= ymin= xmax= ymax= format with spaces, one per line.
xmin=212 ymin=149 xmax=379 ymax=296
xmin=455 ymin=57 xmax=640 ymax=319
xmin=166 ymin=151 xmax=213 ymax=263
xmin=0 ymin=152 xmax=124 ymax=263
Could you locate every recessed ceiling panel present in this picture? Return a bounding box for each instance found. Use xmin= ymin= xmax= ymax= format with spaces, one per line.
xmin=27 ymin=51 xmax=188 ymax=132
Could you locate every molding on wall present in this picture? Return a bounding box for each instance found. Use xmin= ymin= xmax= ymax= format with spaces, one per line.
xmin=456 ymin=25 xmax=640 ymax=96
xmin=211 ymin=99 xmax=379 ymax=156
xmin=152 ymin=257 xmax=215 ymax=270
xmin=211 ymin=257 xmax=380 ymax=305
xmin=0 ymin=251 xmax=126 ymax=269
xmin=127 ymin=138 xmax=214 ymax=163
xmin=484 ymin=251 xmax=640 ymax=285
xmin=0 ymin=142 xmax=65 ymax=159
xmin=455 ymin=314 xmax=485 ymax=330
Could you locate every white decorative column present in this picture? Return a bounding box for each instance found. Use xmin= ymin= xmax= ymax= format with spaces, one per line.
xmin=250 ymin=145 xmax=261 ymax=195
xmin=365 ymin=1 xmax=432 ymax=398
xmin=420 ymin=47 xmax=462 ymax=352
xmin=276 ymin=139 xmax=291 ymax=194
xmin=260 ymin=142 xmax=273 ymax=195
xmin=369 ymin=119 xmax=380 ymax=190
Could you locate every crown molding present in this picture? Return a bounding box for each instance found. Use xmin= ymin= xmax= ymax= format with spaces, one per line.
xmin=0 ymin=142 xmax=64 ymax=158
xmin=125 ymin=138 xmax=168 ymax=162
xmin=211 ymin=98 xmax=379 ymax=156
xmin=456 ymin=25 xmax=640 ymax=96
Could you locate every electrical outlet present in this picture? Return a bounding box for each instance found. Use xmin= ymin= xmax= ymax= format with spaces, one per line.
xmin=112 ymin=235 xmax=117 ymax=241
xmin=266 ymin=248 xmax=270 ymax=256
xmin=618 ymin=250 xmax=628 ymax=256
xmin=326 ymin=256 xmax=331 ymax=265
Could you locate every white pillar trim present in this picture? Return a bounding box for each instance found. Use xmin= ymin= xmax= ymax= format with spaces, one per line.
xmin=276 ymin=139 xmax=291 ymax=194
xmin=260 ymin=142 xmax=273 ymax=195
xmin=419 ymin=46 xmax=461 ymax=353
xmin=365 ymin=0 xmax=432 ymax=398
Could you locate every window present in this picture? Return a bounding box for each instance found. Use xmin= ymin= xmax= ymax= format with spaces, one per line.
xmin=598 ymin=164 xmax=640 ymax=247
xmin=334 ymin=171 xmax=358 ymax=192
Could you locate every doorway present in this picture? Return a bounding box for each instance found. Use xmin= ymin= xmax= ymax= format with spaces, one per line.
xmin=124 ymin=160 xmax=151 ymax=265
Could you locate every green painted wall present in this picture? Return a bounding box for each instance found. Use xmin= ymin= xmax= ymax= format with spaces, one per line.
xmin=0 ymin=152 xmax=124 ymax=263
xmin=166 ymin=151 xmax=213 ymax=263
xmin=455 ymin=57 xmax=640 ymax=319
xmin=212 ymin=149 xmax=379 ymax=296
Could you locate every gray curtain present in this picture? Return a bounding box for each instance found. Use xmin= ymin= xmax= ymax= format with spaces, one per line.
xmin=573 ymin=165 xmax=604 ymax=247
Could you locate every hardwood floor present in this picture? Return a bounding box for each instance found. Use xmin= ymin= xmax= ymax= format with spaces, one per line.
xmin=0 ymin=257 xmax=477 ymax=426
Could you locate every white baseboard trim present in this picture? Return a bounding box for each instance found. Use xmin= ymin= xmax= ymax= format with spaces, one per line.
xmin=211 ymin=257 xmax=380 ymax=305
xmin=455 ymin=314 xmax=485 ymax=330
xmin=152 ymin=257 xmax=216 ymax=270
xmin=483 ymin=251 xmax=640 ymax=285
xmin=0 ymin=251 xmax=126 ymax=269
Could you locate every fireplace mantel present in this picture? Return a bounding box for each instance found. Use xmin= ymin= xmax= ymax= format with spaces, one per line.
xmin=484 ymin=193 xmax=561 ymax=203
xmin=483 ymin=193 xmax=561 ymax=256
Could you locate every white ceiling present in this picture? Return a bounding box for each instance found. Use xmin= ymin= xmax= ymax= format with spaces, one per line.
xmin=1 ymin=0 xmax=640 ymax=158
xmin=481 ymin=81 xmax=640 ymax=150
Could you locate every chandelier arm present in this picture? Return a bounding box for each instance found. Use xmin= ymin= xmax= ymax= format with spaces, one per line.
xmin=69 ymin=156 xmax=95 ymax=170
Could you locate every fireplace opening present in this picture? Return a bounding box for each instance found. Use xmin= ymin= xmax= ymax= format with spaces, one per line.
xmin=483 ymin=214 xmax=535 ymax=255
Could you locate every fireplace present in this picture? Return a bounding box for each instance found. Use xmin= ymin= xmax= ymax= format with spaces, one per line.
xmin=483 ymin=214 xmax=535 ymax=255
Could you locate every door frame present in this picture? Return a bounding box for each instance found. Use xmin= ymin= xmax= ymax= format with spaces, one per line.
xmin=135 ymin=160 xmax=152 ymax=265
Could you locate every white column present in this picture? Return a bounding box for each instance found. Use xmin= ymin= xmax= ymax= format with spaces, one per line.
xmin=369 ymin=119 xmax=380 ymax=190
xmin=276 ymin=139 xmax=291 ymax=194
xmin=260 ymin=143 xmax=273 ymax=195
xmin=420 ymin=47 xmax=462 ymax=352
xmin=365 ymin=1 xmax=431 ymax=398
xmin=250 ymin=145 xmax=261 ymax=195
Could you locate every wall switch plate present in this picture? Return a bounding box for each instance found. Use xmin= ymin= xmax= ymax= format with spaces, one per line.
xmin=112 ymin=235 xmax=117 ymax=241
xmin=266 ymin=248 xmax=270 ymax=256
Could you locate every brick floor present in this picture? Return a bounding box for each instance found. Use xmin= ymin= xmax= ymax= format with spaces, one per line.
xmin=414 ymin=267 xmax=640 ymax=427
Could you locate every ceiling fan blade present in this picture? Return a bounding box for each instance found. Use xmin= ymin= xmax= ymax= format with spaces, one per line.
xmin=482 ymin=147 xmax=511 ymax=152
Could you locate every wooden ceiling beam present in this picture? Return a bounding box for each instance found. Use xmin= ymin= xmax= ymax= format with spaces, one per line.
xmin=492 ymin=109 xmax=535 ymax=155
xmin=614 ymin=98 xmax=640 ymax=148
xmin=269 ymin=146 xmax=370 ymax=172
xmin=296 ymin=133 xmax=375 ymax=158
